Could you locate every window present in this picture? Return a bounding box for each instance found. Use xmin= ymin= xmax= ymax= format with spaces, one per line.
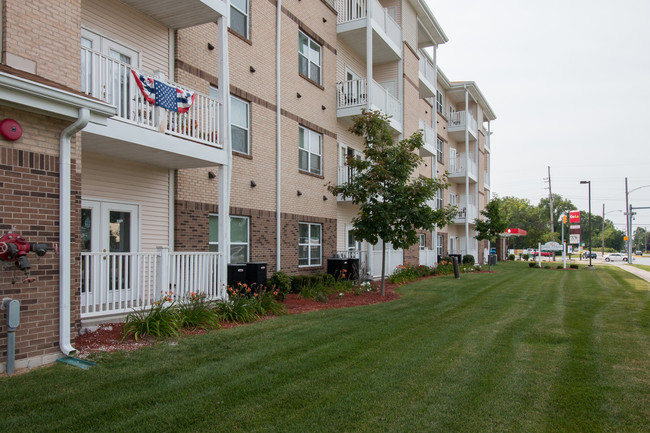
xmin=231 ymin=96 xmax=250 ymax=154
xmin=299 ymin=126 xmax=322 ymax=175
xmin=435 ymin=91 xmax=443 ymax=113
xmin=436 ymin=190 xmax=443 ymax=210
xmin=299 ymin=30 xmax=321 ymax=85
xmin=230 ymin=0 xmax=249 ymax=38
xmin=419 ymin=233 xmax=426 ymax=250
xmin=437 ymin=137 xmax=444 ymax=164
xmin=299 ymin=222 xmax=322 ymax=266
xmin=209 ymin=215 xmax=249 ymax=264
xmin=437 ymin=235 xmax=444 ymax=257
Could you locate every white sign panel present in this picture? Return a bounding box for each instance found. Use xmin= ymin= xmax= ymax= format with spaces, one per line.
xmin=570 ymin=234 xmax=580 ymax=244
xmin=570 ymin=225 xmax=580 ymax=230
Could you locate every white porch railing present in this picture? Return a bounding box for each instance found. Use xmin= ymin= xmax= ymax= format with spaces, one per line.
xmin=370 ymin=80 xmax=402 ymax=124
xmin=419 ymin=51 xmax=436 ymax=87
xmin=81 ymin=47 xmax=221 ymax=147
xmin=449 ymin=153 xmax=478 ymax=178
xmin=337 ymin=78 xmax=367 ymax=109
xmin=419 ymin=249 xmax=436 ymax=267
xmin=448 ymin=110 xmax=478 ymax=137
xmin=336 ymin=0 xmax=401 ymax=48
xmin=454 ymin=196 xmax=478 ymax=223
xmin=80 ymin=250 xmax=222 ymax=318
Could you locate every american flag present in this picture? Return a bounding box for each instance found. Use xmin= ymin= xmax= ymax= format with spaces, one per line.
xmin=131 ymin=70 xmax=195 ymax=113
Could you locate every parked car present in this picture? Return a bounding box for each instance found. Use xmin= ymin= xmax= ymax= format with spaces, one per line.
xmin=604 ymin=253 xmax=628 ymax=262
xmin=582 ymin=252 xmax=597 ymax=259
xmin=635 ymin=250 xmax=643 ymax=255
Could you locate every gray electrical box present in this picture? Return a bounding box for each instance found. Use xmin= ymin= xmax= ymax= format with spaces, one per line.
xmin=4 ymin=299 xmax=20 ymax=330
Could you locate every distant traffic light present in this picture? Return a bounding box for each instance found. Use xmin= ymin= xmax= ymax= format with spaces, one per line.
xmin=562 ymin=215 xmax=567 ymax=224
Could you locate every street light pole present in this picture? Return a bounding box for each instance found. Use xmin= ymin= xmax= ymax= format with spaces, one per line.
xmin=624 ymin=182 xmax=650 ymax=263
xmin=580 ymin=180 xmax=592 ymax=267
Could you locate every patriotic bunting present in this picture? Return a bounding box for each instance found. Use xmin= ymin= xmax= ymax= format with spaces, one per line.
xmin=131 ymin=70 xmax=195 ymax=113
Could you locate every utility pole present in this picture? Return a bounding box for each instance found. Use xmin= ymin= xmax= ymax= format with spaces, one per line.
xmin=602 ymin=203 xmax=605 ymax=257
xmin=545 ymin=166 xmax=555 ymax=239
xmin=625 ymin=177 xmax=630 ymax=261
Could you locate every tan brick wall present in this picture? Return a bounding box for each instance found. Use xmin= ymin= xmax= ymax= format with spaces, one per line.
xmin=0 ymin=107 xmax=81 ymax=371
xmin=4 ymin=0 xmax=81 ymax=88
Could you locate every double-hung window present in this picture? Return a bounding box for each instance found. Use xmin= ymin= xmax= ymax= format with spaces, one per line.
xmin=419 ymin=233 xmax=426 ymax=250
xmin=231 ymin=96 xmax=250 ymax=154
xmin=299 ymin=30 xmax=321 ymax=85
xmin=436 ymin=189 xmax=443 ymax=209
xmin=230 ymin=0 xmax=249 ymax=38
xmin=209 ymin=215 xmax=249 ymax=264
xmin=437 ymin=235 xmax=444 ymax=257
xmin=299 ymin=126 xmax=322 ymax=175
xmin=299 ymin=222 xmax=322 ymax=266
xmin=436 ymin=137 xmax=444 ymax=164
xmin=436 ymin=90 xmax=444 ymax=115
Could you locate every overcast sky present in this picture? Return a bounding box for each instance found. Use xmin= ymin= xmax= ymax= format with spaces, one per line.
xmin=427 ymin=0 xmax=650 ymax=233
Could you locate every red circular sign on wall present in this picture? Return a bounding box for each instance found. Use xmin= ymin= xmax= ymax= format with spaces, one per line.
xmin=0 ymin=119 xmax=22 ymax=141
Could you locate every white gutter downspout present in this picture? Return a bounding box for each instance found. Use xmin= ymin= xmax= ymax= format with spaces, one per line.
xmin=59 ymin=108 xmax=89 ymax=355
xmin=464 ymin=86 xmax=470 ymax=257
xmin=276 ymin=0 xmax=282 ymax=271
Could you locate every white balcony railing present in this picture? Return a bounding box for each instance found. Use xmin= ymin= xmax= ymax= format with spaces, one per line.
xmin=370 ymin=80 xmax=402 ymax=124
xmin=448 ymin=110 xmax=478 ymax=137
xmin=484 ymin=170 xmax=490 ymax=189
xmin=81 ymin=47 xmax=221 ymax=147
xmin=337 ymin=78 xmax=367 ymax=109
xmin=419 ymin=52 xmax=436 ymax=86
xmin=421 ymin=121 xmax=435 ymax=147
xmin=484 ymin=134 xmax=491 ymax=152
xmin=336 ymin=0 xmax=401 ymax=48
xmin=454 ymin=195 xmax=478 ymax=222
xmin=80 ymin=249 xmax=222 ymax=318
xmin=449 ymin=154 xmax=478 ymax=179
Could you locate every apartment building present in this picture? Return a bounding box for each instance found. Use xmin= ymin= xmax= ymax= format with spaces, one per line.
xmin=0 ymin=0 xmax=494 ymax=372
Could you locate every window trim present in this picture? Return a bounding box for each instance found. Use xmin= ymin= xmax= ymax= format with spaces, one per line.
xmin=299 ymin=222 xmax=322 ymax=267
xmin=437 ymin=234 xmax=444 ymax=257
xmin=209 ymin=214 xmax=250 ymax=264
xmin=436 ymin=90 xmax=444 ymax=115
xmin=419 ymin=233 xmax=426 ymax=250
xmin=298 ymin=30 xmax=322 ymax=86
xmin=230 ymin=95 xmax=250 ymax=155
xmin=229 ymin=0 xmax=249 ymax=39
xmin=299 ymin=125 xmax=322 ymax=176
xmin=436 ymin=136 xmax=444 ymax=164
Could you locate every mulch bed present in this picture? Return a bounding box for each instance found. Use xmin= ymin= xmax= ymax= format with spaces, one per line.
xmin=74 ymin=282 xmax=402 ymax=357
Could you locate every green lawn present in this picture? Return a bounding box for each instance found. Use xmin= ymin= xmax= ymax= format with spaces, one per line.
xmin=2 ymin=263 xmax=649 ymax=432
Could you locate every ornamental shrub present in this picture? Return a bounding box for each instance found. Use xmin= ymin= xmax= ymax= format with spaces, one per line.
xmin=177 ymin=292 xmax=220 ymax=330
xmin=123 ymin=293 xmax=181 ymax=341
xmin=508 ymin=254 xmax=515 ymax=261
xmin=462 ymin=255 xmax=475 ymax=265
xmin=269 ymin=270 xmax=292 ymax=300
xmin=529 ymin=262 xmax=538 ymax=268
xmin=570 ymin=264 xmax=579 ymax=269
xmin=522 ymin=254 xmax=530 ymax=261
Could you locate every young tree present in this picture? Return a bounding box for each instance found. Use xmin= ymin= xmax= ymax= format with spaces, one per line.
xmin=328 ymin=110 xmax=455 ymax=295
xmin=474 ymin=196 xmax=509 ymax=269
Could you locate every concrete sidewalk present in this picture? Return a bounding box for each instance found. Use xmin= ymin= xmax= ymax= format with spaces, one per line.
xmin=613 ymin=264 xmax=650 ymax=283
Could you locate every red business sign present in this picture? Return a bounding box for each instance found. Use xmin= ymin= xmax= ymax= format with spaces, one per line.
xmin=569 ymin=211 xmax=580 ymax=224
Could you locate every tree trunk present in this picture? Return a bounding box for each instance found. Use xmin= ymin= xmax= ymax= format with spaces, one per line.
xmin=381 ymin=241 xmax=386 ymax=296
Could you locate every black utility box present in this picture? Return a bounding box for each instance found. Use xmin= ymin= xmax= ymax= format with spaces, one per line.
xmin=346 ymin=258 xmax=360 ymax=280
xmin=327 ymin=258 xmax=349 ymax=279
xmin=488 ymin=254 xmax=497 ymax=266
xmin=245 ymin=262 xmax=267 ymax=287
xmin=227 ymin=264 xmax=247 ymax=288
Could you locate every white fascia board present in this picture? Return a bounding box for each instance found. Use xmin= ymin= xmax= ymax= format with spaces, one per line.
xmin=410 ymin=0 xmax=449 ymax=45
xmin=449 ymin=81 xmax=497 ymax=121
xmin=437 ymin=67 xmax=451 ymax=90
xmin=0 ymin=72 xmax=115 ymax=124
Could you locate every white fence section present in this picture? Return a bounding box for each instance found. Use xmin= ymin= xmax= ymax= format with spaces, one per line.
xmin=81 ymin=47 xmax=221 ymax=147
xmin=449 ymin=153 xmax=478 ymax=178
xmin=370 ymin=245 xmax=403 ymax=278
xmin=448 ymin=110 xmax=478 ymax=137
xmin=370 ymin=80 xmax=402 ymax=124
xmin=336 ymin=0 xmax=401 ymax=48
xmin=80 ymin=249 xmax=222 ymax=318
xmin=419 ymin=249 xmax=437 ymax=267
xmin=337 ymin=78 xmax=367 ymax=109
xmin=419 ymin=52 xmax=436 ymax=86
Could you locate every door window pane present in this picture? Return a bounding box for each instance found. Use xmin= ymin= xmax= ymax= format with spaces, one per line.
xmin=209 ymin=215 xmax=249 ymax=263
xmin=81 ymin=208 xmax=92 ymax=252
xmin=109 ymin=211 xmax=131 ymax=252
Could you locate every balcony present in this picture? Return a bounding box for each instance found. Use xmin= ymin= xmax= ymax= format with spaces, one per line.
xmin=419 ymin=119 xmax=436 ymax=158
xmin=119 ymin=0 xmax=228 ymax=29
xmin=452 ymin=196 xmax=478 ymax=225
xmin=484 ymin=170 xmax=490 ymax=190
xmin=484 ymin=133 xmax=490 ymax=153
xmin=337 ymin=165 xmax=358 ymax=202
xmin=337 ymin=78 xmax=403 ymax=133
xmin=418 ymin=51 xmax=436 ymax=98
xmin=448 ymin=153 xmax=478 ymax=183
xmin=80 ymin=47 xmax=227 ymax=169
xmin=448 ymin=110 xmax=478 ymax=142
xmin=336 ymin=0 xmax=402 ymax=63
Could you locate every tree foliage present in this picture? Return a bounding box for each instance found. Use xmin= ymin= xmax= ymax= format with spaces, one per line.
xmin=328 ymin=110 xmax=455 ymax=295
xmin=474 ymin=196 xmax=509 ymax=244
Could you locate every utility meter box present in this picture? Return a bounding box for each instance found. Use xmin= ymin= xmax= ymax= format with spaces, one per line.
xmin=3 ymin=299 xmax=20 ymax=330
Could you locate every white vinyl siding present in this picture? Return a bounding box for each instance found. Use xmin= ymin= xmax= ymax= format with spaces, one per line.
xmin=81 ymin=0 xmax=169 ymax=76
xmin=81 ymin=152 xmax=170 ymax=252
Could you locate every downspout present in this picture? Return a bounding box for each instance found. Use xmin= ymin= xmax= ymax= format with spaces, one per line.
xmin=59 ymin=108 xmax=89 ymax=355
xmin=276 ymin=0 xmax=282 ymax=271
xmin=464 ymin=86 xmax=469 ymax=257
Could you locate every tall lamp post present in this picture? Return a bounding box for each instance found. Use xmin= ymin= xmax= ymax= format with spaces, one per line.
xmin=580 ymin=180 xmax=592 ymax=267
xmin=602 ymin=207 xmax=622 ymax=257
